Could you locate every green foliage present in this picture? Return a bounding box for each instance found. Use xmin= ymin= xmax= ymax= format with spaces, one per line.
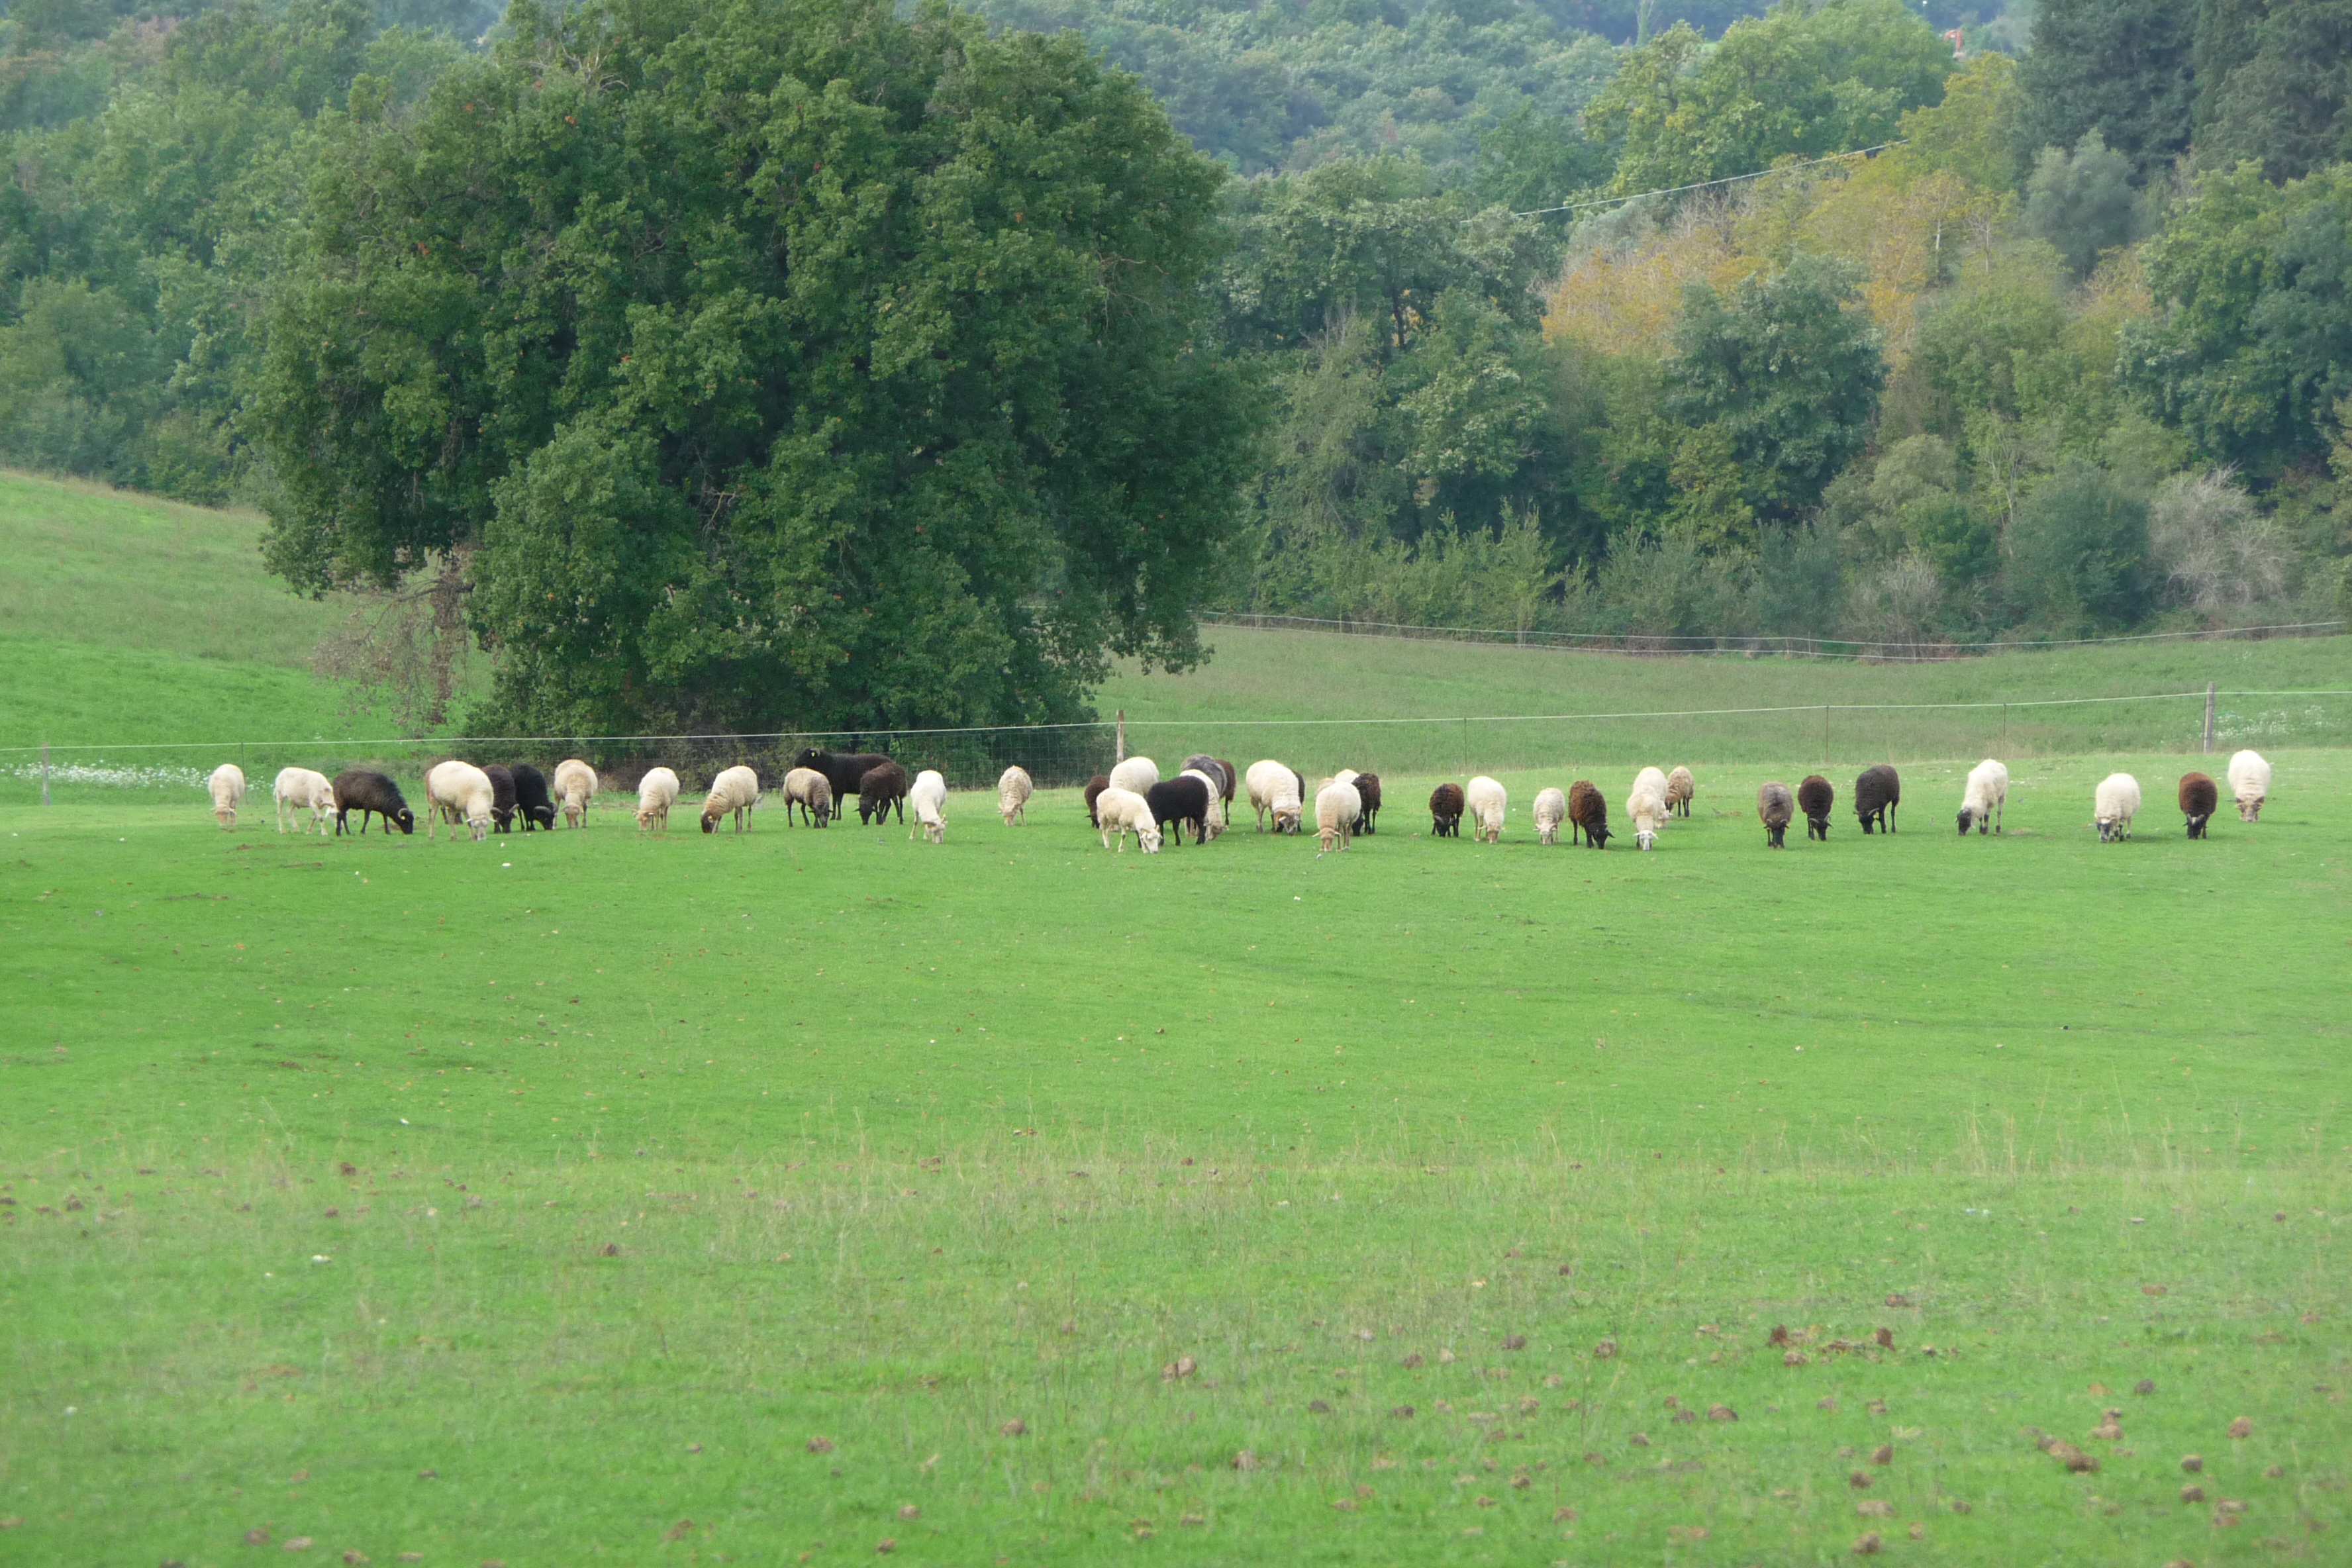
xmin=2005 ymin=454 xmax=2155 ymax=628
xmin=1470 ymin=97 xmax=1610 ymax=213
xmin=2194 ymin=0 xmax=2352 ymax=184
xmin=2016 ymin=0 xmax=2197 ymax=183
xmin=2023 ymin=129 xmax=2139 ymax=277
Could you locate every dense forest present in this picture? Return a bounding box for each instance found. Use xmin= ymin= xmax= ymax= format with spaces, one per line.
xmin=3 ymin=0 xmax=2349 ymax=733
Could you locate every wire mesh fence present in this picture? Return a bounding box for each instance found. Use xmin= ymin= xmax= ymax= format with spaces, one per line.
xmin=5 ymin=688 xmax=2349 ymax=809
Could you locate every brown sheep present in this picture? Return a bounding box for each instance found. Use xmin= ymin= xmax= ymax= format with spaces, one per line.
xmin=1757 ymin=781 xmax=1795 ymax=848
xmin=2179 ymin=771 xmax=2219 ymax=838
xmin=1797 ymin=775 xmax=1834 ymax=841
xmin=1854 ymin=764 xmax=1900 ymax=834
xmin=1350 ymin=771 xmax=1383 ymax=834
xmin=1429 ymin=783 xmax=1465 ymax=837
xmin=1084 ymin=773 xmax=1112 ymax=827
xmin=857 ymin=761 xmax=908 ymax=826
xmin=1665 ymin=765 xmax=1694 ymax=817
xmin=1565 ymin=780 xmax=1611 ymax=849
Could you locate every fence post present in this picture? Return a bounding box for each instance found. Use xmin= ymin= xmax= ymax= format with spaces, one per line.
xmin=1115 ymin=710 xmax=1126 ymax=764
xmin=2202 ymin=681 xmax=2216 ymax=753
xmin=42 ymin=741 xmax=50 ymax=807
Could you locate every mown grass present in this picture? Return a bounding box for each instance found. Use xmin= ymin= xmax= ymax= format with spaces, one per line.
xmin=5 ymin=746 xmax=2348 ymax=1564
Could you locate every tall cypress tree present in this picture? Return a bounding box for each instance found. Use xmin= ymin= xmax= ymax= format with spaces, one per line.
xmin=2016 ymin=0 xmax=2198 ymax=182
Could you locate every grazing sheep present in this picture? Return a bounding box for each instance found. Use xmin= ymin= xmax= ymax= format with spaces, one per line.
xmin=1213 ymin=758 xmax=1241 ymax=820
xmin=1532 ymin=787 xmax=1567 ymax=846
xmin=1798 ymin=775 xmax=1835 ymax=842
xmin=1349 ymin=771 xmax=1383 ymax=834
xmin=274 ymin=767 xmax=337 ymax=836
xmin=1148 ymin=773 xmax=1214 ymax=846
xmin=1428 ymin=782 xmax=1465 ymax=837
xmin=793 ymin=748 xmax=895 ymax=821
xmin=1757 ymin=781 xmax=1796 ymax=848
xmin=1181 ymin=767 xmax=1228 ymax=840
xmin=331 ymin=768 xmax=414 ymax=836
xmin=481 ymin=765 xmax=518 ymax=833
xmin=2094 ymin=773 xmax=2141 ymax=842
xmin=1465 ymin=777 xmax=1506 ymax=844
xmin=635 ymin=767 xmax=681 ymax=832
xmin=1956 ymin=760 xmax=2007 ymax=837
xmin=427 ymin=761 xmax=497 ymax=840
xmin=1854 ymin=764 xmax=1901 ymax=834
xmin=1084 ymin=773 xmax=1112 ymax=827
xmin=1633 ymin=766 xmax=1668 ymax=805
xmin=1093 ymin=787 xmax=1163 ymax=853
xmin=1108 ymin=756 xmax=1159 ymax=797
xmin=509 ymin=763 xmax=557 ymax=831
xmin=1314 ymin=781 xmax=1360 ymax=852
xmin=2179 ymin=771 xmax=2219 ymax=838
xmin=997 ymin=765 xmax=1033 ymax=826
xmin=1665 ymin=766 xmax=1695 ymax=818
xmin=783 ymin=767 xmax=833 ymax=826
xmin=1246 ymin=760 xmax=1303 ymax=834
xmin=858 ymin=761 xmax=909 ymax=826
xmin=909 ymin=769 xmax=948 ymax=843
xmin=1181 ymin=755 xmax=1228 ymax=801
xmin=206 ymin=763 xmax=244 ymax=829
xmin=1626 ymin=778 xmax=1668 ymax=851
xmin=553 ymin=759 xmax=598 ymax=828
xmin=700 ymin=765 xmax=762 ymax=834
xmin=2227 ymin=749 xmax=2271 ymax=822
xmin=1565 ymin=780 xmax=1611 ymax=849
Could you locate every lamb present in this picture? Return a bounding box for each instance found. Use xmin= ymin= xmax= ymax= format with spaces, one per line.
xmin=553 ymin=759 xmax=599 ymax=828
xmin=700 ymin=765 xmax=761 ymax=834
xmin=908 ymin=769 xmax=948 ymax=843
xmin=1428 ymin=782 xmax=1465 ymax=837
xmin=792 ymin=748 xmax=895 ymax=821
xmin=206 ymin=763 xmax=244 ymax=829
xmin=1532 ymin=787 xmax=1567 ymax=846
xmin=1246 ymin=760 xmax=1304 ymax=834
xmin=2178 ymin=771 xmax=2219 ymax=839
xmin=1108 ymin=756 xmax=1159 ymax=797
xmin=1565 ymin=780 xmax=1611 ymax=849
xmin=1757 ymin=781 xmax=1796 ymax=848
xmin=1956 ymin=760 xmax=2007 ymax=837
xmin=1854 ymin=764 xmax=1901 ymax=834
xmin=1314 ymin=780 xmax=1360 ymax=852
xmin=1148 ymin=773 xmax=1215 ymax=846
xmin=635 ymin=766 xmax=681 ymax=832
xmin=331 ymin=768 xmax=414 ymax=836
xmin=783 ymin=766 xmax=833 ymax=826
xmin=427 ymin=760 xmax=497 ymax=840
xmin=1665 ymin=766 xmax=1695 ymax=818
xmin=509 ymin=763 xmax=557 ymax=831
xmin=858 ymin=761 xmax=909 ymax=826
xmin=1180 ymin=767 xmax=1228 ymax=840
xmin=1465 ymin=776 xmax=1506 ymax=844
xmin=2094 ymin=772 xmax=2141 ymax=842
xmin=1798 ymin=775 xmax=1835 ymax=841
xmin=1084 ymin=773 xmax=1112 ymax=827
xmin=997 ymin=765 xmax=1032 ymax=826
xmin=2227 ymin=749 xmax=2271 ymax=822
xmin=482 ymin=765 xmax=518 ymax=833
xmin=1349 ymin=771 xmax=1383 ymax=834
xmin=273 ymin=767 xmax=337 ymax=836
xmin=1626 ymin=777 xmax=1668 ymax=851
xmin=1093 ymin=787 xmax=1163 ymax=853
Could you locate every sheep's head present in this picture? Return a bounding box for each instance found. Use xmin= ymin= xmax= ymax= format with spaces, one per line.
xmin=701 ymin=808 xmax=720 ymax=834
xmin=2097 ymin=816 xmax=2120 ymax=842
xmin=636 ymin=808 xmax=657 ymax=830
xmin=1585 ymin=823 xmax=1611 ymax=850
xmin=1636 ymin=826 xmax=1656 ymax=852
xmin=214 ymin=806 xmax=237 ymax=828
xmin=1956 ymin=807 xmax=1976 ymax=836
xmin=392 ymin=807 xmax=416 ymax=835
xmin=1273 ymin=804 xmax=1301 ymax=834
xmin=528 ymin=803 xmax=556 ymax=830
xmin=2239 ymin=797 xmax=2261 ymax=822
xmin=1138 ymin=820 xmax=1163 ymax=854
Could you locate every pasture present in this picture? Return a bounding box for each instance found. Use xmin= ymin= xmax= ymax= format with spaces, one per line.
xmin=4 ymin=748 xmax=2349 ymax=1567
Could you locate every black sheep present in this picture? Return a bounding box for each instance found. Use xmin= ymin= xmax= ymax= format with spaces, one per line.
xmin=794 ymin=748 xmax=896 ymax=820
xmin=1349 ymin=771 xmax=1383 ymax=834
xmin=1566 ymin=780 xmax=1611 ymax=848
xmin=483 ymin=765 xmax=518 ymax=833
xmin=1797 ymin=775 xmax=1834 ymax=841
xmin=2179 ymin=771 xmax=2219 ymax=838
xmin=1757 ymin=781 xmax=1795 ymax=848
xmin=1084 ymin=773 xmax=1112 ymax=827
xmin=856 ymin=761 xmax=908 ymax=825
xmin=1429 ymin=782 xmax=1464 ymax=837
xmin=1854 ymin=764 xmax=1900 ymax=834
xmin=508 ymin=763 xmax=557 ymax=831
xmin=1145 ymin=773 xmax=1212 ymax=846
xmin=331 ymin=769 xmax=415 ymax=836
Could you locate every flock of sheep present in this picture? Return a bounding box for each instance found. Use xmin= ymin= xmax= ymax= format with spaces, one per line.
xmin=196 ymin=746 xmax=2278 ymax=853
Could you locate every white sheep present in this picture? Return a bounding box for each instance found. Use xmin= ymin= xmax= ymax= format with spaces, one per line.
xmin=1957 ymin=758 xmax=2008 ymax=836
xmin=783 ymin=767 xmax=832 ymax=826
xmin=1093 ymin=786 xmax=1162 ymax=853
xmin=700 ymin=765 xmax=761 ymax=833
xmin=1181 ymin=767 xmax=1228 ymax=841
xmin=206 ymin=763 xmax=245 ymax=829
xmin=908 ymin=769 xmax=948 ymax=844
xmin=1246 ymin=760 xmax=1303 ymax=834
xmin=2094 ymin=772 xmax=2141 ymax=842
xmin=1626 ymin=779 xmax=1668 ymax=851
xmin=1108 ymin=756 xmax=1159 ymax=797
xmin=636 ymin=767 xmax=681 ymax=833
xmin=996 ymin=765 xmax=1032 ymax=826
xmin=1665 ymin=765 xmax=1695 ymax=818
xmin=2227 ymin=749 xmax=2271 ymax=822
xmin=1465 ymin=776 xmax=1506 ymax=844
xmin=425 ymin=760 xmax=496 ymax=841
xmin=1314 ymin=781 xmax=1360 ymax=851
xmin=553 ymin=759 xmax=598 ymax=828
xmin=1532 ymin=786 xmax=1567 ymax=846
xmin=273 ymin=767 xmax=337 ymax=836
